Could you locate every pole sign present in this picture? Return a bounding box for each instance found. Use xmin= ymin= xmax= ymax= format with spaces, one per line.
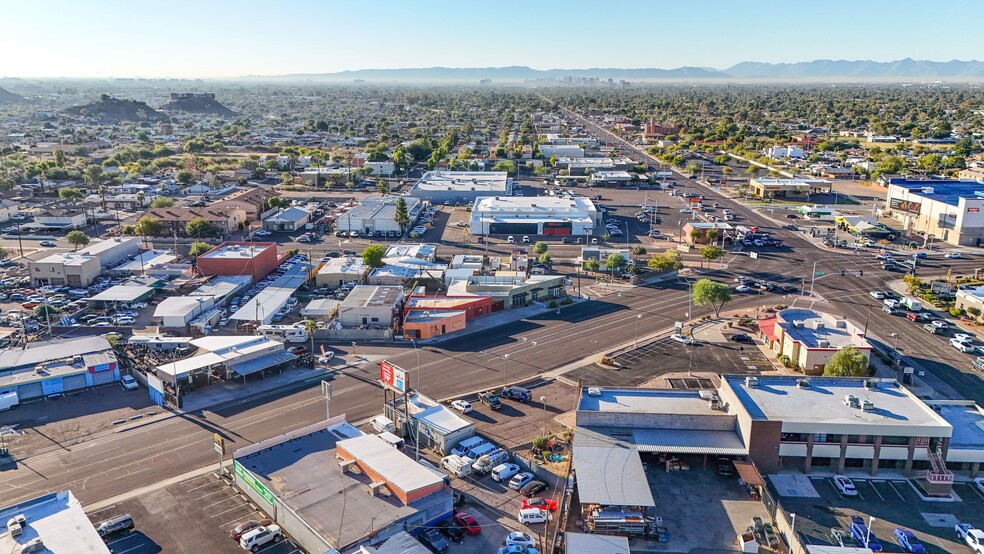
xmin=213 ymin=432 xmax=224 ymax=455
xmin=379 ymin=360 xmax=407 ymax=393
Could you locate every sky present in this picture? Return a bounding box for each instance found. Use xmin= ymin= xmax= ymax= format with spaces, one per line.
xmin=2 ymin=0 xmax=983 ymax=78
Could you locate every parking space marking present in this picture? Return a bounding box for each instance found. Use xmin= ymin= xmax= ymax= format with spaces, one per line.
xmin=257 ymin=539 xmax=288 ymax=553
xmin=221 ymin=511 xmax=264 ymax=528
xmin=204 ymin=495 xmax=240 ymax=509
xmin=193 ymin=487 xmax=230 ymax=501
xmin=210 ymin=502 xmax=251 ymax=519
xmin=886 ymin=480 xmax=905 ymax=500
xmin=960 ymin=482 xmax=984 ymax=500
xmin=186 ymin=478 xmax=219 ymax=493
xmin=867 ymin=481 xmax=884 ymax=501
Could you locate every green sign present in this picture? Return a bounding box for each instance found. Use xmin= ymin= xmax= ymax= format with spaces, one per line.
xmin=234 ymin=460 xmax=275 ymax=506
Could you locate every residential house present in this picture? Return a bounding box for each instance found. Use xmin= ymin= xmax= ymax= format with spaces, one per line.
xmin=210 ymin=187 xmax=279 ymax=221
xmin=142 ymin=207 xmax=245 ymax=236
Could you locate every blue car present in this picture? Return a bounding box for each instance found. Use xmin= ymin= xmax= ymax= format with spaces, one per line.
xmin=914 ymin=252 xmax=928 ymax=259
xmin=893 ymin=528 xmax=926 ymax=553
xmin=850 ymin=516 xmax=882 ymax=551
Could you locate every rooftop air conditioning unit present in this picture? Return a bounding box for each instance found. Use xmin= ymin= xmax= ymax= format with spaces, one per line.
xmin=863 ymin=379 xmax=875 ymax=389
xmin=815 ymin=322 xmax=825 ymax=330
xmin=796 ymin=378 xmax=811 ymax=389
xmin=818 ymin=340 xmax=830 ymax=348
xmin=921 ymin=187 xmax=934 ymax=194
xmin=745 ymin=376 xmax=760 ymax=388
xmin=835 ymin=320 xmax=847 ymax=328
xmin=793 ymin=321 xmax=804 ymax=328
xmin=699 ymin=390 xmax=716 ymax=400
xmin=861 ymin=400 xmax=874 ymax=412
xmin=843 ymin=394 xmax=860 ymax=408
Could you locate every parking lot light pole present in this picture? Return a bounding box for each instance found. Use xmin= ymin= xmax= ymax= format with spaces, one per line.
xmin=635 ymin=314 xmax=642 ymax=348
xmin=540 ymin=396 xmax=547 ymax=439
xmin=502 ymin=353 xmax=510 ymax=388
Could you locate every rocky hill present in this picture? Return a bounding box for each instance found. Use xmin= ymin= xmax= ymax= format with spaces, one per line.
xmin=0 ymin=87 xmax=26 ymax=105
xmin=63 ymin=95 xmax=168 ymax=123
xmin=160 ymin=92 xmax=236 ymax=116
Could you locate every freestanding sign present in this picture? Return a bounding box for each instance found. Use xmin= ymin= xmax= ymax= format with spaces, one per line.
xmin=379 ymin=360 xmax=407 ymax=393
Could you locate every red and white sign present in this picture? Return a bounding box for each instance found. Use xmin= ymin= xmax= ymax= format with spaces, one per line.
xmin=379 ymin=360 xmax=407 ymax=393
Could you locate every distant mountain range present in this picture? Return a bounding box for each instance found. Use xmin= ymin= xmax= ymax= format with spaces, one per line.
xmin=241 ymin=59 xmax=984 ymax=83
xmin=0 ymin=87 xmax=26 ymax=104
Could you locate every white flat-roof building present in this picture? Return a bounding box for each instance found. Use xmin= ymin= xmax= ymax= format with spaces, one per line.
xmin=539 ymin=144 xmax=585 ymax=158
xmin=469 ymin=195 xmax=600 ymax=237
xmin=759 ymin=308 xmax=871 ymax=375
xmin=408 ymin=171 xmax=510 ymax=204
xmin=0 ymin=491 xmax=109 ymax=554
xmin=554 ymin=156 xmax=634 ymax=175
xmin=155 ymin=335 xmax=295 ymax=385
xmin=590 ymin=170 xmax=632 ymax=185
xmin=153 ymin=295 xmax=216 ymax=328
xmin=28 ymin=252 xmax=101 ymax=287
xmin=336 ymin=195 xmax=423 ymax=235
xmin=77 ymin=237 xmax=142 ymax=268
xmin=315 ymin=256 xmax=368 ymax=288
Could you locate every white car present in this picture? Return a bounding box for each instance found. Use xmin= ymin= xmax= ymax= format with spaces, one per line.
xmin=318 ymin=352 xmax=334 ymax=365
xmin=508 ymin=472 xmax=535 ymax=490
xmin=944 ymin=252 xmax=962 ymax=258
xmin=869 ymin=291 xmax=886 ymax=299
xmin=833 ymin=475 xmax=858 ymax=496
xmin=505 ymin=532 xmax=536 ymax=548
xmin=680 ymin=208 xmax=693 ymax=214
xmin=932 ymin=320 xmax=949 ymax=330
xmin=954 ymin=333 xmax=974 ymax=343
xmin=239 ymin=524 xmax=281 ymax=551
xmin=734 ymin=285 xmax=752 ymax=293
xmin=120 ymin=375 xmax=139 ymax=390
xmin=951 ymin=338 xmax=975 ymax=353
xmin=450 ymin=400 xmax=473 ymax=413
xmin=670 ymin=334 xmax=692 ymax=345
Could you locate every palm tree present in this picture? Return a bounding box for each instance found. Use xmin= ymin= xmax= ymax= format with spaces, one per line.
xmin=98 ymin=185 xmax=107 ymax=210
xmin=303 ymin=320 xmax=319 ymax=362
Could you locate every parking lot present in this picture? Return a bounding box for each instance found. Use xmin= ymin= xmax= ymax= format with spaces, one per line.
xmin=609 ymin=329 xmax=773 ymax=378
xmin=774 ymin=474 xmax=984 ymax=552
xmin=87 ymin=472 xmax=301 ymax=554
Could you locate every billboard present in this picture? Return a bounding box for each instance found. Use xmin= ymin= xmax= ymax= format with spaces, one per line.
xmin=890 ymin=197 xmax=921 ymax=214
xmin=379 ymin=360 xmax=407 ymax=392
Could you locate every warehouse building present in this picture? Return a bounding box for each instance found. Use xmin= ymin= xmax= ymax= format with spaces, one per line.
xmin=408 ymin=171 xmax=510 ymax=204
xmin=554 ymin=156 xmax=634 ymax=176
xmin=232 ymin=416 xmax=453 ymax=554
xmin=196 ymin=242 xmax=280 ymax=282
xmin=230 ymin=262 xmax=309 ymax=325
xmin=469 ymin=196 xmax=600 ymax=237
xmin=884 ymin=178 xmax=984 ymax=246
xmin=0 ymin=491 xmax=109 ymax=554
xmin=0 ymin=336 xmax=120 ymax=401
xmin=539 ymin=144 xmax=585 ymax=158
xmin=153 ymin=295 xmax=217 ymax=330
xmin=76 ymin=237 xmax=142 ymax=268
xmin=261 ymin=206 xmax=313 ymax=232
xmin=337 ymin=285 xmax=404 ymax=328
xmin=28 ymin=252 xmax=101 ymax=287
xmin=336 ymin=195 xmax=423 ymax=236
xmin=315 ymin=256 xmax=369 ymax=288
xmin=385 ymin=391 xmax=475 ymax=454
xmin=748 ymin=178 xmax=832 ymax=200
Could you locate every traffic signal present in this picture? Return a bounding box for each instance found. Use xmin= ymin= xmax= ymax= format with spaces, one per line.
xmin=841 ymin=270 xmax=845 ymax=276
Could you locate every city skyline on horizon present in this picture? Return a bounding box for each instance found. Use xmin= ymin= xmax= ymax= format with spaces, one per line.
xmin=2 ymin=0 xmax=983 ymax=79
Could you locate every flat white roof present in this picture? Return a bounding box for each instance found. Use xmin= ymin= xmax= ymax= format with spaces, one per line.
xmin=726 ymin=376 xmax=952 ymax=435
xmin=0 ymin=491 xmax=109 ymax=553
xmin=191 ymin=275 xmax=252 ymax=299
xmin=231 ymin=264 xmax=308 ymax=323
xmin=76 ymin=236 xmax=140 ymax=256
xmin=472 ymin=195 xmax=597 ymax=215
xmin=199 ymin=243 xmax=270 ymax=260
xmin=338 ymin=434 xmax=444 ymax=493
xmin=34 ymin=252 xmax=96 ymax=266
xmin=318 ymin=256 xmax=368 ymax=276
xmin=157 ymin=336 xmax=285 ymax=377
xmin=413 ymin=170 xmax=508 ymax=192
xmin=89 ymin=284 xmax=154 ymax=302
xmin=110 ymin=249 xmax=176 ymax=272
xmin=154 ymin=295 xmax=211 ymax=318
xmin=577 ymin=387 xmax=718 ymax=416
xmin=777 ymin=308 xmax=869 ymax=350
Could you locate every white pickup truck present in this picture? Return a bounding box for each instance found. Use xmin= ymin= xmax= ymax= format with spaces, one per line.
xmin=956 ymin=523 xmax=984 ymax=553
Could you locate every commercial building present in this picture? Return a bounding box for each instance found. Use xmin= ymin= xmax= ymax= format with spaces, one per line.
xmin=337 ymin=285 xmax=404 ymax=328
xmin=795 ymin=205 xmax=837 ymax=221
xmin=539 ymin=144 xmax=585 ymax=158
xmin=469 ymin=196 xmax=600 ymax=236
xmin=107 ymin=249 xmax=177 ymax=275
xmin=956 ymin=286 xmax=984 ymax=314
xmin=564 ymin=532 xmax=630 ymax=554
xmin=189 ymin=275 xmax=252 ymax=303
xmin=590 ymin=170 xmax=633 ymax=186
xmin=384 ymin=391 xmax=475 ymax=454
xmin=32 ymin=208 xmax=86 ymax=230
xmin=446 ymin=273 xmax=567 ymax=309
xmin=230 ymin=262 xmax=309 ymax=325
xmin=232 ymin=417 xmax=452 ymax=554
xmin=336 ymin=195 xmax=423 ymax=236
xmin=554 ymin=157 xmax=634 ymax=176
xmin=154 ymin=335 xmax=296 ymax=390
xmin=884 ymin=178 xmax=984 ymax=246
xmin=758 ymin=308 xmax=870 ymax=375
xmin=196 ymin=242 xmax=280 ymax=282
xmin=384 ymin=244 xmax=437 ymax=263
xmin=408 ymin=171 xmax=510 ymax=204
xmin=28 ymin=252 xmax=101 ymax=287
xmin=402 ymin=295 xmax=494 ymax=339
xmin=749 ymin=178 xmax=832 ymax=199
xmin=316 ymin=256 xmax=369 ymax=288
xmin=834 ymin=215 xmax=897 ymax=239
xmin=0 ymin=491 xmax=109 ymax=554
xmin=262 ymin=206 xmax=313 ymax=232
xmin=579 ymin=247 xmax=631 ymax=267
xmin=76 ymin=237 xmax=142 ymax=268
xmin=682 ymin=221 xmax=734 ymax=244
xmin=0 ymin=336 xmax=120 ymax=401
xmin=153 ymin=295 xmax=217 ymax=329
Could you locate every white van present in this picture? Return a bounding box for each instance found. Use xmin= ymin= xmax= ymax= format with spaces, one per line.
xmin=370 ymin=415 xmax=396 ymax=434
xmin=441 ymin=454 xmax=474 ymax=478
xmin=377 ymin=431 xmax=405 ymax=450
xmin=0 ymin=391 xmax=19 ymax=411
xmin=518 ymin=508 xmax=552 ymax=524
xmin=466 ymin=442 xmax=498 ymax=460
xmin=507 ymin=236 xmax=516 ymax=244
xmin=451 ymin=436 xmax=488 ymax=458
xmin=472 ymin=449 xmax=510 ymax=475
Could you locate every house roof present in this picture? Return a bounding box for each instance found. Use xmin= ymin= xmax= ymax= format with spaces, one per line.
xmin=143 ymin=207 xmax=234 ymax=223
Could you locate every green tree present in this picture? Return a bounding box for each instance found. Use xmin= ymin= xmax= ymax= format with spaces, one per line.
xmin=746 ymin=165 xmax=761 ymax=177
xmin=917 ymin=153 xmax=942 ymax=173
xmin=604 ymin=253 xmax=627 ymax=276
xmin=533 ymin=241 xmax=549 ymax=255
xmin=691 ymin=278 xmax=732 ymax=317
xmin=58 ymin=187 xmax=84 ymax=201
xmin=585 ymin=257 xmax=600 ymax=272
xmin=902 ymin=274 xmax=922 ymax=292
xmin=66 ymin=230 xmax=90 ymax=250
xmin=85 ymin=165 xmax=103 ymax=188
xmin=185 ymin=217 xmax=217 ymax=238
xmin=267 ymin=196 xmax=292 ymax=210
xmin=539 ymin=253 xmax=552 ymax=264
xmin=647 ymin=249 xmax=684 ymax=272
xmin=362 ymin=244 xmax=386 ymax=268
xmin=34 ymin=304 xmax=61 ymax=320
xmin=53 ymin=148 xmax=66 ymax=167
xmin=394 ymin=197 xmax=410 ymax=235
xmin=700 ymin=244 xmax=724 ymax=265
xmin=134 ymin=216 xmax=164 ymax=240
xmin=0 ymin=245 xmax=7 ymax=259
xmin=150 ymin=196 xmax=174 ymax=208
xmin=632 ymin=246 xmax=647 ymax=256
xmin=685 ymin=162 xmax=701 ymax=176
xmin=493 ymin=160 xmax=518 ymax=175
xmin=376 ymin=180 xmax=390 ymax=195
xmin=823 ymin=346 xmax=869 ymax=377
xmin=183 ymin=138 xmax=206 ymax=153
xmin=304 ymin=319 xmax=319 ymax=359
xmin=175 ymin=170 xmax=194 ymax=184
xmin=188 ymin=241 xmax=212 ymax=259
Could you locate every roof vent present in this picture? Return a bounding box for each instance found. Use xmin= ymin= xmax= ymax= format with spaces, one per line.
xmin=861 ymin=400 xmax=875 ymax=412
xmin=863 ymin=379 xmax=876 ymax=389
xmin=745 ymin=376 xmax=760 ymax=388
xmin=367 ymin=480 xmax=389 ymax=497
xmin=796 ymin=378 xmax=811 ymax=389
xmin=835 ymin=320 xmax=847 ymax=328
xmin=698 ymin=390 xmax=715 ymax=400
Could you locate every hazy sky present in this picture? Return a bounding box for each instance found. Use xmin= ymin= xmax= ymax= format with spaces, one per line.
xmin=3 ymin=0 xmax=983 ymax=78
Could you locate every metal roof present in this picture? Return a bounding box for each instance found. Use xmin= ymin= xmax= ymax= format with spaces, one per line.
xmin=564 ymin=532 xmax=630 ymax=554
xmin=89 ymin=284 xmax=154 ymax=302
xmin=632 ymin=428 xmax=747 ymax=456
xmin=0 ymin=336 xmax=112 ymax=371
xmin=229 ymin=349 xmax=296 ymax=376
xmin=337 ymin=434 xmax=444 ymax=494
xmin=413 ymin=405 xmax=473 ymax=435
xmin=572 ymin=428 xmax=655 ymax=508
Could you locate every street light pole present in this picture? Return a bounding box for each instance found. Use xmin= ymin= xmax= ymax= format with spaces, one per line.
xmin=635 ymin=314 xmax=642 ymax=348
xmin=540 ymin=395 xmax=547 ymax=439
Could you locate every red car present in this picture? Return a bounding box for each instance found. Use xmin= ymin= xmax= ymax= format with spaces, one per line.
xmin=452 ymin=512 xmax=481 ymax=535
xmin=521 ymin=497 xmax=558 ymax=512
xmin=228 ymin=518 xmax=273 ymax=541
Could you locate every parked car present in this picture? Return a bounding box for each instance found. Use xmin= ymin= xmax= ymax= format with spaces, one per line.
xmin=729 ymin=334 xmax=752 ymax=343
xmin=505 ymin=531 xmax=537 ymax=547
xmin=120 ymin=375 xmax=139 ymax=390
xmin=893 ymin=528 xmax=926 ymax=553
xmin=670 ymin=334 xmax=692 ymax=345
xmin=229 ymin=519 xmax=273 ymax=541
xmin=452 ymin=512 xmax=481 ymax=535
xmin=833 ymin=475 xmax=858 ymax=496
xmin=450 ymin=399 xmax=473 ymax=413
xmin=95 ymin=514 xmax=134 ymax=539
xmin=239 ymin=524 xmax=281 ymax=551
xmin=417 ymin=527 xmax=450 ymax=553
xmin=519 ymin=480 xmax=548 ymax=497
xmin=509 ymin=472 xmax=535 ymax=490
xmin=491 ymin=463 xmax=521 ymax=482
xmin=521 ymin=497 xmax=558 ymax=512
xmin=478 ymin=391 xmax=502 ymax=410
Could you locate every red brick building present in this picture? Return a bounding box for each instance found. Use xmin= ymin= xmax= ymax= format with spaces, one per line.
xmin=195 ymin=242 xmax=279 ymax=281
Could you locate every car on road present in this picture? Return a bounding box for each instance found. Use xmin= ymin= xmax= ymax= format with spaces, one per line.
xmin=730 ymin=333 xmax=753 ymax=343
xmin=670 ymin=334 xmax=692 ymax=345
xmin=239 ymin=524 xmax=281 ymax=551
xmin=253 ymin=230 xmax=272 ymax=237
xmin=869 ymin=291 xmax=887 ymax=299
xmin=931 ymin=320 xmax=949 ymax=330
xmin=944 ymin=252 xmax=962 ymax=258
xmin=785 ymin=213 xmax=797 ymax=219
xmin=509 ymin=472 xmax=535 ymax=490
xmin=229 ymin=519 xmax=273 ymax=541
xmin=39 ymin=240 xmax=56 ymax=247
xmin=521 ymin=497 xmax=557 ymax=512
xmin=452 ymin=512 xmax=481 ymax=535
xmin=450 ymin=399 xmax=473 ymax=413
xmin=954 ymin=333 xmax=974 ymax=343
xmin=679 ymin=208 xmax=692 ymax=214
xmin=318 ymin=351 xmax=334 ymax=365
xmin=951 ymin=339 xmax=976 ymax=353
xmin=893 ymin=528 xmax=926 ymax=553
xmin=418 ymin=527 xmax=450 ymax=553
xmin=833 ymin=475 xmax=858 ymax=496
xmin=120 ymin=375 xmax=139 ymax=390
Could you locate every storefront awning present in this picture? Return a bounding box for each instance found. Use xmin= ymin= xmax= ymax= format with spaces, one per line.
xmin=632 ymin=428 xmax=747 ymax=456
xmin=229 ymin=350 xmax=297 ymax=377
xmin=758 ymin=317 xmax=780 ymax=343
xmin=732 ymin=460 xmax=765 ymax=486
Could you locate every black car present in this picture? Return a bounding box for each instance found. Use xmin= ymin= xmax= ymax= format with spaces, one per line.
xmin=418 ymin=528 xmax=450 ymax=553
xmin=780 ymin=284 xmax=798 ymax=293
xmin=437 ymin=521 xmax=464 ymax=543
xmin=520 ymin=480 xmax=548 ymax=497
xmin=716 ymin=458 xmax=735 ymax=477
xmin=785 ymin=214 xmax=798 ymax=219
xmin=730 ymin=333 xmax=753 ymax=343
